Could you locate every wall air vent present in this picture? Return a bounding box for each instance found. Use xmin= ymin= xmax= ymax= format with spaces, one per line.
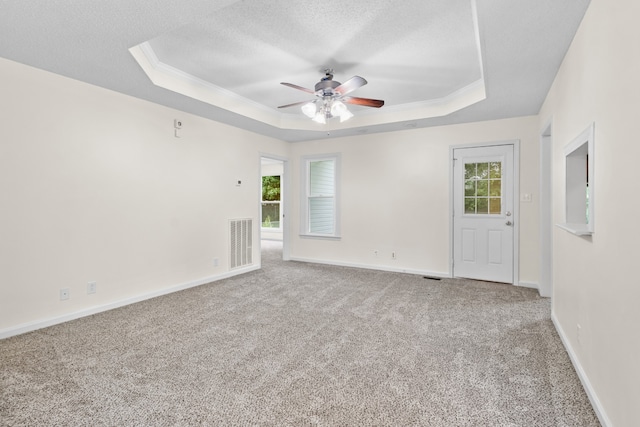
xmin=230 ymin=219 xmax=253 ymax=269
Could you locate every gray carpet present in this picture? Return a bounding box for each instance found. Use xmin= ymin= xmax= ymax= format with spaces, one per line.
xmin=1 ymin=240 xmax=599 ymax=426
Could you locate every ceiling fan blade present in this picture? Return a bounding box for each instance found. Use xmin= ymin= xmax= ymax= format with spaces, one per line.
xmin=277 ymin=100 xmax=315 ymax=109
xmin=343 ymin=96 xmax=385 ymax=108
xmin=280 ymin=82 xmax=316 ymax=94
xmin=334 ymin=76 xmax=367 ymax=96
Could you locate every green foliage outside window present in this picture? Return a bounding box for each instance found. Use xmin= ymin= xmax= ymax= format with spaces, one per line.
xmin=262 ymin=176 xmax=281 ymax=228
xmin=262 ymin=176 xmax=281 ymax=201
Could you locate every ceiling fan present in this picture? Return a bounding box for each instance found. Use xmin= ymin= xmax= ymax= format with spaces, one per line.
xmin=278 ymin=69 xmax=384 ymax=123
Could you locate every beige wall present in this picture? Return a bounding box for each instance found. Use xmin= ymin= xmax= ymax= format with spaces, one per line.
xmin=539 ymin=0 xmax=640 ymax=425
xmin=0 ymin=57 xmax=288 ymax=333
xmin=0 ymin=55 xmax=542 ymax=336
xmin=288 ymin=116 xmax=541 ymax=284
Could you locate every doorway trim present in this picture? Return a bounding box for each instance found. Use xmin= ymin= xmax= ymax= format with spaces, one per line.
xmin=539 ymin=118 xmax=553 ymax=297
xmin=259 ymin=153 xmax=290 ymax=261
xmin=449 ymin=140 xmax=520 ymax=284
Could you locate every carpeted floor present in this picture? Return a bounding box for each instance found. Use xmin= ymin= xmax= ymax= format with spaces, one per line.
xmin=1 ymin=241 xmax=599 ymax=426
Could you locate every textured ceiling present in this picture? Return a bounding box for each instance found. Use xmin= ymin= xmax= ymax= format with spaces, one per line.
xmin=148 ymin=0 xmax=481 ymax=108
xmin=0 ymin=0 xmax=591 ymax=142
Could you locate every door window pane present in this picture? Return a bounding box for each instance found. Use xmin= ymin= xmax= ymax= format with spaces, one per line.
xmin=477 ymin=162 xmax=489 ymax=179
xmin=489 ymin=179 xmax=501 ymax=197
xmin=465 ymin=180 xmax=476 ymax=196
xmin=465 ymin=197 xmax=476 ymax=214
xmin=490 ymin=162 xmax=501 ymax=178
xmin=463 ymin=161 xmax=503 ymax=215
xmin=477 ymin=180 xmax=488 ymax=196
xmin=489 ymin=198 xmax=501 ymax=214
xmin=477 ymin=197 xmax=489 ymax=214
xmin=465 ymin=163 xmax=475 ymax=179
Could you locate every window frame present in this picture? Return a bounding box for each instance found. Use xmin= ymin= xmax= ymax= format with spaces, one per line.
xmin=300 ymin=154 xmax=341 ymax=239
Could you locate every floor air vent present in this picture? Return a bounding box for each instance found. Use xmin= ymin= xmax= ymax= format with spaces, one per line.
xmin=230 ymin=218 xmax=253 ymax=269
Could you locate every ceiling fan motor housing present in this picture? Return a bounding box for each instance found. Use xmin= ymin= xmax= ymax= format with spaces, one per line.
xmin=315 ymin=79 xmax=341 ymax=96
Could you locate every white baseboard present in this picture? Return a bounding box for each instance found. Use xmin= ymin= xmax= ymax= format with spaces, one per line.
xmin=289 ymin=256 xmax=450 ymax=279
xmin=551 ymin=312 xmax=612 ymax=427
xmin=515 ymin=281 xmax=539 ymax=291
xmin=0 ymin=265 xmax=260 ymax=340
xmin=289 ymin=257 xmax=542 ymax=290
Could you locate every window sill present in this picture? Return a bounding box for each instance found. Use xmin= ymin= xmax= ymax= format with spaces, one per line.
xmin=299 ymin=234 xmax=341 ymax=241
xmin=556 ymin=223 xmax=593 ymax=236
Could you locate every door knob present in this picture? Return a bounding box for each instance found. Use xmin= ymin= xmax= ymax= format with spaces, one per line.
xmin=506 ymin=221 xmax=513 ymax=226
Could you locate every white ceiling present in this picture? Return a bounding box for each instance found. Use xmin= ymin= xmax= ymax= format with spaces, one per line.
xmin=0 ymin=0 xmax=590 ymax=142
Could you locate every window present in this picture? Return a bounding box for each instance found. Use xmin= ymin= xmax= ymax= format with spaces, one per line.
xmin=301 ymin=154 xmax=340 ymax=238
xmin=464 ymin=161 xmax=503 ymax=215
xmin=558 ymin=123 xmax=594 ymax=236
xmin=261 ymin=175 xmax=281 ymax=229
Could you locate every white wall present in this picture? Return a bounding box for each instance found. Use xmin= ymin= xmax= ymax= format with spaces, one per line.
xmin=288 ymin=116 xmax=541 ymax=284
xmin=0 ymin=57 xmax=288 ymax=335
xmin=539 ymin=0 xmax=640 ymax=425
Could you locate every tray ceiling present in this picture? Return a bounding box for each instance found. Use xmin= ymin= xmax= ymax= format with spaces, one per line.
xmin=0 ymin=0 xmax=591 ymax=142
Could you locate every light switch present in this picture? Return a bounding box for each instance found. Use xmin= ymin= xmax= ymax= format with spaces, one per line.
xmin=520 ymin=193 xmax=532 ymax=202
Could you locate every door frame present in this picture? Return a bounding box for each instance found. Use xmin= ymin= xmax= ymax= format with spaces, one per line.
xmin=259 ymin=153 xmax=290 ymax=261
xmin=539 ymin=119 xmax=553 ymax=297
xmin=449 ymin=140 xmax=520 ymax=284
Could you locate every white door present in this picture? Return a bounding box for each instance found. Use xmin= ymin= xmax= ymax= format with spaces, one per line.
xmin=453 ymin=144 xmax=514 ymax=283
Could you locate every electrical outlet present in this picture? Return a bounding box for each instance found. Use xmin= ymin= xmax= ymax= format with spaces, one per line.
xmin=391 ymin=251 xmax=397 ymax=260
xmin=213 ymin=258 xmax=219 ymax=267
xmin=60 ymin=288 xmax=70 ymax=301
xmin=373 ymin=250 xmax=378 ymax=257
xmin=87 ymin=281 xmax=97 ymax=294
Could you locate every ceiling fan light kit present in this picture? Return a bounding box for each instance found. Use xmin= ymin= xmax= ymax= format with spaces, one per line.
xmin=331 ymin=101 xmax=354 ymax=122
xmin=278 ymin=69 xmax=384 ymax=124
xmin=301 ymin=102 xmax=317 ymax=118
